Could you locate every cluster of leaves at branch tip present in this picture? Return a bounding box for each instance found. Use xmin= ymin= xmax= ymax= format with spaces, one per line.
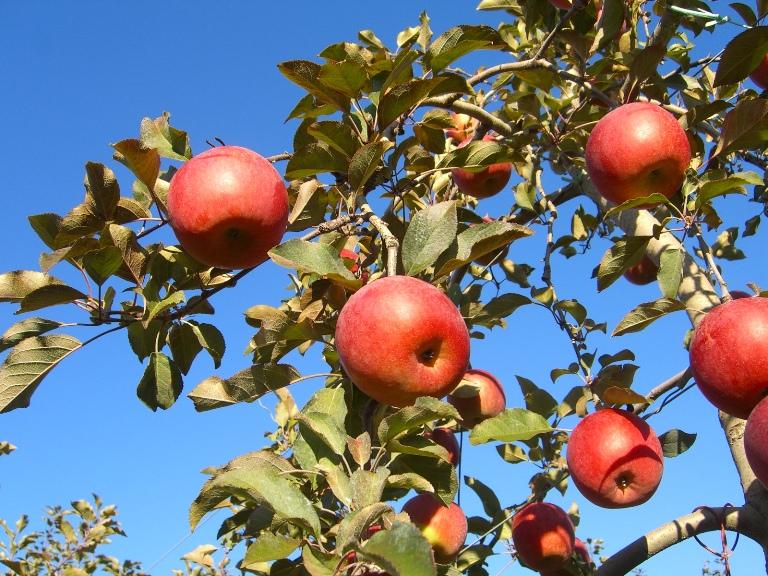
xmin=3 ymin=0 xmax=768 ymax=573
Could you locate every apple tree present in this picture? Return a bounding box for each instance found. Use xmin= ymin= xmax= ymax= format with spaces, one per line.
xmin=2 ymin=1 xmax=768 ymax=575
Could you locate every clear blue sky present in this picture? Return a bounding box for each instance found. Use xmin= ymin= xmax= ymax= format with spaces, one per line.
xmin=0 ymin=2 xmax=765 ymax=574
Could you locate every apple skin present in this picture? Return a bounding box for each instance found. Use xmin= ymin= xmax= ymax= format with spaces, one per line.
xmin=335 ymin=276 xmax=470 ymax=407
xmin=689 ymin=297 xmax=768 ymax=419
xmin=566 ymin=408 xmax=664 ymax=508
xmin=745 ymin=395 xmax=768 ymax=489
xmin=730 ymin=290 xmax=753 ymax=299
xmin=448 ymin=368 xmax=506 ymax=428
xmin=750 ymin=53 xmax=768 ymax=90
xmin=540 ymin=538 xmax=592 ymax=576
xmin=585 ymin=102 xmax=691 ymax=205
xmin=623 ymin=255 xmax=658 ymax=285
xmin=451 ymin=135 xmax=512 ymax=199
xmin=402 ymin=494 xmax=468 ymax=562
xmin=167 ymin=146 xmax=289 ymax=270
xmin=445 ymin=112 xmax=476 ymax=144
xmin=425 ymin=427 xmax=460 ymax=466
xmin=511 ymin=502 xmax=575 ymax=572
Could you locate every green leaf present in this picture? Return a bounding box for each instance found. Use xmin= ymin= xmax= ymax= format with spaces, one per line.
xmin=425 ymin=25 xmax=503 ymax=72
xmin=298 ymin=411 xmax=347 ymax=455
xmin=112 ymin=138 xmax=160 ymax=189
xmin=306 ymin=121 xmax=359 ymax=158
xmin=603 ymin=194 xmax=671 ymax=218
xmin=189 ymin=462 xmax=321 ymax=535
xmin=0 ymin=271 xmax=64 ymax=303
xmin=318 ymin=60 xmax=368 ymax=98
xmin=435 ymin=221 xmax=533 ymax=277
xmin=517 ymin=376 xmax=558 ymax=417
xmin=695 ymin=172 xmax=759 ymax=207
xmin=28 ymin=213 xmax=62 ymax=249
xmin=136 ymin=352 xmax=183 ymax=411
xmin=464 ymin=476 xmax=501 ymax=517
xmin=168 ymin=323 xmax=203 ymax=375
xmin=595 ymin=236 xmax=652 ymax=292
xmin=138 ymin=113 xmax=192 ymax=161
xmin=711 ymin=99 xmax=768 ymax=158
xmin=277 ymin=60 xmax=350 ymax=111
xmin=378 ymin=397 xmax=461 ymax=444
xmin=438 ymin=139 xmax=512 ymax=170
xmin=242 ymin=533 xmax=301 ymax=565
xmin=612 ymin=298 xmax=686 ymax=336
xmin=377 ymin=79 xmax=445 ymax=129
xmin=601 ymin=386 xmax=648 ymax=405
xmin=358 ymin=521 xmax=436 ymax=576
xmin=731 ymin=2 xmax=757 ymax=25
xmin=496 ymin=443 xmax=528 ymax=463
xmin=469 ymin=408 xmax=553 ymax=445
xmin=402 ymin=201 xmax=458 ymax=275
xmin=144 ymin=290 xmax=185 ymax=325
xmin=714 ymin=26 xmax=768 ymax=86
xmin=17 ymin=284 xmax=88 ymax=314
xmin=0 ymin=335 xmax=82 ymax=413
xmin=348 ymin=140 xmax=393 ymax=193
xmin=336 ymin=502 xmax=392 ymax=554
xmin=105 ymin=224 xmax=148 ymax=284
xmin=389 ymin=453 xmax=458 ymax=505
xmin=351 ymin=468 xmax=391 ymax=508
xmin=191 ymin=323 xmax=225 ymax=368
xmin=476 ymin=0 xmax=517 ymax=8
xmin=317 ymin=459 xmax=353 ymax=506
xmin=285 ymin=142 xmax=349 ymax=179
xmin=0 ymin=318 xmax=62 ymax=352
xmin=82 ymin=246 xmax=123 ymax=285
xmin=83 ymin=162 xmax=120 ymax=222
xmin=302 ymin=546 xmax=339 ymax=576
xmin=657 ymin=247 xmax=683 ymax=299
xmin=269 ymin=239 xmax=359 ymax=289
xmin=659 ymin=429 xmax=697 ymax=458
xmin=188 ymin=363 xmax=299 ymax=411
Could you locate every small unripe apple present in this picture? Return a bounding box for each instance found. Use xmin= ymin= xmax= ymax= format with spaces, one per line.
xmin=402 ymin=494 xmax=467 ymax=562
xmin=448 ymin=368 xmax=506 ymax=428
xmin=623 ymin=255 xmax=658 ymax=285
xmin=585 ymin=102 xmax=691 ymax=205
xmin=540 ymin=538 xmax=592 ymax=576
xmin=451 ymin=135 xmax=512 ymax=199
xmin=425 ymin=427 xmax=460 ymax=466
xmin=689 ymin=297 xmax=768 ymax=419
xmin=335 ymin=276 xmax=470 ymax=407
xmin=445 ymin=112 xmax=476 ymax=144
xmin=745 ymin=395 xmax=768 ymax=488
xmin=750 ymin=53 xmax=768 ymax=90
xmin=566 ymin=408 xmax=664 ymax=508
xmin=166 ymin=146 xmax=289 ymax=270
xmin=511 ymin=502 xmax=575 ymax=572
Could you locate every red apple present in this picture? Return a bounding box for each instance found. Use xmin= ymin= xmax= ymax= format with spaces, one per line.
xmin=623 ymin=255 xmax=658 ymax=285
xmin=335 ymin=276 xmax=470 ymax=407
xmin=425 ymin=427 xmax=460 ymax=466
xmin=548 ymin=0 xmax=573 ymax=8
xmin=344 ymin=525 xmax=389 ymax=575
xmin=745 ymin=395 xmax=768 ymax=488
xmin=402 ymin=494 xmax=467 ymax=562
xmin=540 ymin=538 xmax=592 ymax=576
xmin=448 ymin=368 xmax=506 ymax=428
xmin=511 ymin=502 xmax=575 ymax=572
xmin=445 ymin=112 xmax=476 ymax=144
xmin=340 ymin=248 xmax=369 ymax=282
xmin=451 ymin=135 xmax=512 ymax=199
xmin=585 ymin=102 xmax=691 ymax=205
xmin=566 ymin=408 xmax=663 ymax=508
xmin=750 ymin=53 xmax=768 ymax=90
xmin=167 ymin=146 xmax=288 ymax=269
xmin=689 ymin=297 xmax=768 ymax=419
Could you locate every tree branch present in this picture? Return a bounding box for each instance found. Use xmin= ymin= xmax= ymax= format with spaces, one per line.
xmin=359 ymin=203 xmax=399 ymax=276
xmin=596 ymin=505 xmax=768 ymax=576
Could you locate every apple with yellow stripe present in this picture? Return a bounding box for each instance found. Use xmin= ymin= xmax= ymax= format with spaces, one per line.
xmin=402 ymin=494 xmax=467 ymax=563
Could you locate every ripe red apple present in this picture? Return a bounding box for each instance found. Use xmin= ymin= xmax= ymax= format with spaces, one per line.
xmin=402 ymin=494 xmax=467 ymax=562
xmin=540 ymin=538 xmax=592 ymax=576
xmin=335 ymin=276 xmax=470 ymax=407
xmin=425 ymin=427 xmax=460 ymax=466
xmin=623 ymin=255 xmax=658 ymax=285
xmin=750 ymin=53 xmax=768 ymax=90
xmin=745 ymin=395 xmax=768 ymax=488
xmin=566 ymin=408 xmax=663 ymax=508
xmin=511 ymin=502 xmax=575 ymax=572
xmin=445 ymin=112 xmax=476 ymax=144
xmin=585 ymin=102 xmax=691 ymax=205
xmin=451 ymin=135 xmax=512 ymax=199
xmin=167 ymin=146 xmax=289 ymax=269
xmin=448 ymin=368 xmax=506 ymax=428
xmin=689 ymin=297 xmax=768 ymax=419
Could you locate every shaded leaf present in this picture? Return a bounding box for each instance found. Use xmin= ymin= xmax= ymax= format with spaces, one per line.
xmin=425 ymin=25 xmax=504 ymax=72
xmin=0 ymin=271 xmax=63 ymax=303
xmin=243 ymin=533 xmax=301 ymax=565
xmin=17 ymin=284 xmax=87 ymax=314
xmin=603 ymin=194 xmax=671 ymax=218
xmin=306 ymin=121 xmax=359 ymax=158
xmin=0 ymin=335 xmax=82 ymax=413
xmin=278 ymin=60 xmax=351 ymax=111
xmin=0 ymin=318 xmax=62 ymax=352
xmin=349 ymin=140 xmax=393 ymax=193
xmin=318 ymin=60 xmax=368 ymax=98
xmin=112 ymin=138 xmax=160 ymax=189
xmin=659 ymin=429 xmax=697 ymax=457
xmin=714 ymin=26 xmax=768 ymax=86
xmin=285 ymin=142 xmax=349 ymax=179
xmin=378 ymin=396 xmax=461 ymax=444
xmin=601 ymin=386 xmax=648 ymax=405
xmin=378 ymin=79 xmax=445 ymax=129
xmin=711 ymin=99 xmax=768 ymax=158
xmin=188 ymin=363 xmax=299 ymax=411
xmin=84 ymin=162 xmax=120 ymax=222
xmin=82 ymin=246 xmax=123 ymax=285
xmin=595 ymin=236 xmax=652 ymax=292
xmin=136 ymin=352 xmax=183 ymax=411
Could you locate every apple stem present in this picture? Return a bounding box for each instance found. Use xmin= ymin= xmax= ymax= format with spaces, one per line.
xmin=360 ymin=203 xmax=399 ymax=277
